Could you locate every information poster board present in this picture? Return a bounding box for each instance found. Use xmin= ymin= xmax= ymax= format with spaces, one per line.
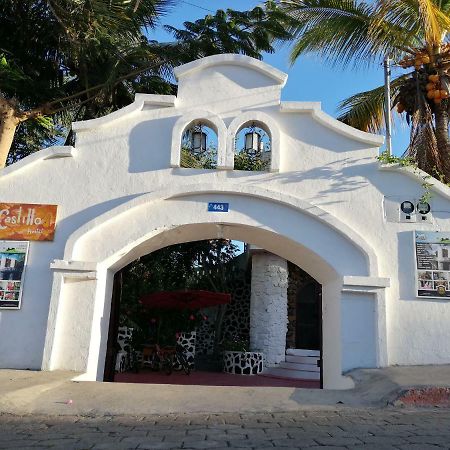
xmin=0 ymin=241 xmax=29 ymax=309
xmin=415 ymin=231 xmax=450 ymax=298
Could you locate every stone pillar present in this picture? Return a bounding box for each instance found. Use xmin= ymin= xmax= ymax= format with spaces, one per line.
xmin=250 ymin=251 xmax=288 ymax=366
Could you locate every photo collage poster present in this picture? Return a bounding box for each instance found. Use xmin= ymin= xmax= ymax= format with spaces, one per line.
xmin=415 ymin=231 xmax=450 ymax=298
xmin=0 ymin=241 xmax=29 ymax=309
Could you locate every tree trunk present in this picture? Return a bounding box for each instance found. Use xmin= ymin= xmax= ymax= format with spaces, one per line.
xmin=434 ymin=102 xmax=450 ymax=183
xmin=0 ymin=96 xmax=20 ymax=168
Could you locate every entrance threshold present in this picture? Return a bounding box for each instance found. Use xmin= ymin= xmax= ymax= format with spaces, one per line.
xmin=114 ymin=369 xmax=320 ymax=389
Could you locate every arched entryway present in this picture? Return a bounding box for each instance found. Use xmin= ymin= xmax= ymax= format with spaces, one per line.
xmin=103 ymin=242 xmax=324 ymax=388
xmin=42 ymin=184 xmax=388 ymax=389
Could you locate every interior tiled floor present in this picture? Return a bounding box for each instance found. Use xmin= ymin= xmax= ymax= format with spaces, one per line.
xmin=114 ymin=369 xmax=320 ymax=388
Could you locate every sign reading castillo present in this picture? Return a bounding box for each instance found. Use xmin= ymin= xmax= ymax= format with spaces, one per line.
xmin=0 ymin=203 xmax=58 ymax=241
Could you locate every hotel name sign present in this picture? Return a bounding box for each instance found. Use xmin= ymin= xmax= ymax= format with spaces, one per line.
xmin=0 ymin=203 xmax=58 ymax=241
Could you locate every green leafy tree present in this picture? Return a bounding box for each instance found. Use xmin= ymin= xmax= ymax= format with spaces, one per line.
xmin=234 ymin=148 xmax=270 ymax=171
xmin=1 ymin=1 xmax=292 ymax=168
xmin=277 ymin=0 xmax=450 ymax=182
xmin=165 ymin=3 xmax=292 ymax=60
xmin=0 ymin=0 xmax=176 ymax=166
xmin=118 ymin=240 xmax=241 ymax=345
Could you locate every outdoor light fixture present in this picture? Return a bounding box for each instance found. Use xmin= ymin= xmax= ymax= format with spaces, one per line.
xmin=417 ymin=202 xmax=431 ymax=215
xmin=400 ymin=201 xmax=415 ymax=215
xmin=244 ymin=124 xmax=261 ymax=154
xmin=191 ymin=125 xmax=207 ymax=154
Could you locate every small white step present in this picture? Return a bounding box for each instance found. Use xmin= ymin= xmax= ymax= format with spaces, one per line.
xmin=279 ymin=361 xmax=320 ymax=372
xmin=285 ymin=354 xmax=319 ymax=364
xmin=286 ymin=348 xmax=320 ymax=357
xmin=262 ymin=367 xmax=320 ymax=380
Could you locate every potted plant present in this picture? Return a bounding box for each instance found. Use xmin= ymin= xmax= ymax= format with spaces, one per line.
xmin=222 ymin=336 xmax=264 ymax=375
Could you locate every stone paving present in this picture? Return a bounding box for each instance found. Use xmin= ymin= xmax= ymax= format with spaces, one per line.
xmin=0 ymin=409 xmax=449 ymax=449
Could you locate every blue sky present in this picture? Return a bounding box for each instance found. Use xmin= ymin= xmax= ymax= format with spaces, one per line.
xmin=150 ymin=0 xmax=409 ymax=156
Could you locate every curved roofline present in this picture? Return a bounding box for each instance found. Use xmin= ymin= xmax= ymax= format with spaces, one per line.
xmin=72 ymin=94 xmax=176 ymax=132
xmin=0 ymin=146 xmax=75 ymax=179
xmin=280 ymin=101 xmax=385 ymax=146
xmin=379 ymin=163 xmax=450 ymax=199
xmin=174 ymin=54 xmax=288 ymax=87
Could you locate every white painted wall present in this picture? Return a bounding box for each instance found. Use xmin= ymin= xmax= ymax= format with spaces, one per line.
xmin=0 ymin=54 xmax=449 ymax=389
xmin=341 ymin=293 xmax=377 ymax=371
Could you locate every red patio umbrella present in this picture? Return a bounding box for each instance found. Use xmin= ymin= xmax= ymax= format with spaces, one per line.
xmin=139 ymin=290 xmax=231 ymax=310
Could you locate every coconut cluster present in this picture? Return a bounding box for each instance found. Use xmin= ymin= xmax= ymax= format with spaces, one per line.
xmin=425 ymin=74 xmax=449 ymax=104
xmin=398 ymin=43 xmax=450 ymax=69
xmin=399 ymin=51 xmax=430 ymax=69
xmin=395 ymin=46 xmax=450 ymax=115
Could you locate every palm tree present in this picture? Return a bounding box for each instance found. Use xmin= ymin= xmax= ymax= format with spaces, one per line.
xmin=277 ymin=0 xmax=450 ymax=182
xmin=165 ymin=5 xmax=291 ymax=60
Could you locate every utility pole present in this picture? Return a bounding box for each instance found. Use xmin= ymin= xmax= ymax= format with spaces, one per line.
xmin=384 ymin=56 xmax=392 ymax=155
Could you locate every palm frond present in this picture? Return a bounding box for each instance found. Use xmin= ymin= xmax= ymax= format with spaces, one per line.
xmin=373 ymin=0 xmax=450 ymax=50
xmin=164 ymin=6 xmax=291 ymax=61
xmin=417 ymin=0 xmax=450 ymax=46
xmin=279 ymin=0 xmax=412 ymax=67
xmin=337 ymin=74 xmax=408 ymax=132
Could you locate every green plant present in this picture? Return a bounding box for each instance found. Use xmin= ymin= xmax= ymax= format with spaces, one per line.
xmin=221 ymin=335 xmax=249 ymax=352
xmin=376 ymin=150 xmax=450 ymax=203
xmin=234 ymin=149 xmax=270 ymax=171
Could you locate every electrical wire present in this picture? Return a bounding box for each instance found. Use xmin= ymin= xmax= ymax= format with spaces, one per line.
xmin=179 ymin=1 xmax=214 ymax=13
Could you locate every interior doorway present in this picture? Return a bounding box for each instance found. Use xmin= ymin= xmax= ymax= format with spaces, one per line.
xmin=283 ymin=263 xmax=323 ymax=387
xmin=295 ymin=282 xmax=322 ymax=350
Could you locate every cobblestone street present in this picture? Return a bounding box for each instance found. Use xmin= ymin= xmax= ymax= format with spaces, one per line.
xmin=0 ymin=409 xmax=449 ymax=449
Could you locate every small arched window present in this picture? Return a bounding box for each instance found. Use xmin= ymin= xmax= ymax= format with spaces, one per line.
xmin=234 ymin=121 xmax=271 ymax=171
xmin=180 ymin=120 xmax=218 ymax=169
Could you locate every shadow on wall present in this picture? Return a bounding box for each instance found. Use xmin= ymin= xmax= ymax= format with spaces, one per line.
xmin=0 ymin=241 xmax=60 ymax=370
xmin=226 ymin=158 xmax=374 ymax=202
xmin=128 ymin=116 xmax=179 ymax=173
xmin=55 ymin=195 xmax=142 ymax=255
xmin=177 ymin=66 xmax=281 ymax=112
xmin=277 ymin=113 xmax=376 ymax=153
xmin=163 ymin=195 xmax=369 ymax=277
xmin=204 ymin=66 xmax=278 ymax=91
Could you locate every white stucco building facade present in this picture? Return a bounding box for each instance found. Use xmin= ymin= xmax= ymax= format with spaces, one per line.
xmin=0 ymin=54 xmax=449 ymax=389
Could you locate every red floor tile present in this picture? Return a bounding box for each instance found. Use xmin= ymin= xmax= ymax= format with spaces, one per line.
xmin=114 ymin=369 xmax=320 ymax=388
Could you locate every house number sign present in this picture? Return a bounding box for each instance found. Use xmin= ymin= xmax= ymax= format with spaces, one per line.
xmin=208 ymin=202 xmax=229 ymax=212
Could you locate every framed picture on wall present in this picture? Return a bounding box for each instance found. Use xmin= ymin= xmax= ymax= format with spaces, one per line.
xmin=0 ymin=241 xmax=29 ymax=309
xmin=415 ymin=231 xmax=450 ymax=299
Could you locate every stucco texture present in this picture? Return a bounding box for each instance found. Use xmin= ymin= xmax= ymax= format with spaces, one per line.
xmin=0 ymin=54 xmax=449 ymax=389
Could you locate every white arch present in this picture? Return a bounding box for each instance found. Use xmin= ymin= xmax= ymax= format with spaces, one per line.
xmin=64 ymin=183 xmax=378 ymax=275
xmin=43 ymin=183 xmax=388 ymax=389
xmin=227 ymin=111 xmax=281 ymax=172
xmin=170 ymin=110 xmax=227 ymax=169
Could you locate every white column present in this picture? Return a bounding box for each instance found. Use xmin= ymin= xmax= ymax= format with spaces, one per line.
xmin=250 ymin=251 xmax=288 ymax=366
xmin=42 ymin=260 xmax=98 ymax=372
